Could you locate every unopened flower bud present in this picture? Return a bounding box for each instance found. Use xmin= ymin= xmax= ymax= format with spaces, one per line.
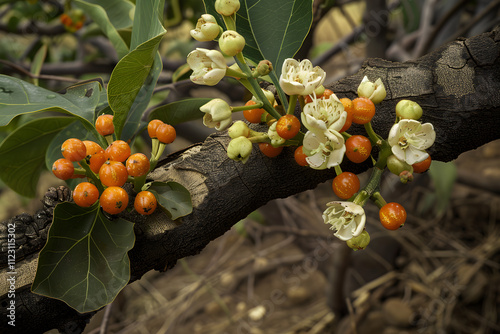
xmin=190 ymin=14 xmax=221 ymax=42
xmin=228 ymin=121 xmax=250 ymax=138
xmin=346 ymin=230 xmax=370 ymax=251
xmin=253 ymin=89 xmax=275 ymax=106
xmin=219 ymin=30 xmax=245 ymax=56
xmin=387 ymin=154 xmax=413 ymax=178
xmin=255 ymin=60 xmax=272 ymax=76
xmin=227 ymin=136 xmax=252 ymax=163
xmin=395 ymin=100 xmax=423 ymax=120
xmin=399 ymin=170 xmax=414 ymax=184
xmin=215 ymin=0 xmax=240 ymax=16
xmin=357 ymin=76 xmax=386 ymax=104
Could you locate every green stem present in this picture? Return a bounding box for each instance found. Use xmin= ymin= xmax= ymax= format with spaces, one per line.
xmin=371 ymin=191 xmax=387 ymax=209
xmin=79 ymin=159 xmax=104 ymax=193
xmin=222 ymin=14 xmax=236 ymax=31
xmin=133 ymin=174 xmax=148 ymax=193
xmin=232 ymin=101 xmax=264 ymax=112
xmin=334 ymin=165 xmax=343 ymax=176
xmin=234 ymin=53 xmax=282 ymax=121
xmin=287 ymin=94 xmax=298 ymax=115
xmin=364 ymin=122 xmax=383 ymax=146
xmin=352 ymin=167 xmax=384 ymax=206
xmin=226 ymin=66 xmax=248 ymax=79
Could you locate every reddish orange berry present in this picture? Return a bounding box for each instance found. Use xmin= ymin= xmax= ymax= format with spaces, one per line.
xmin=345 ymin=135 xmax=372 ymax=163
xmin=147 ymin=119 xmax=164 ymax=138
xmin=379 ymin=202 xmax=407 ymax=230
xmin=294 ymin=146 xmax=309 ymax=166
xmin=258 ymin=143 xmax=283 ymax=158
xmin=99 ymin=160 xmax=128 ymax=187
xmin=332 ymin=172 xmax=360 ymax=199
xmin=95 ymin=114 xmax=114 ymax=136
xmin=156 ymin=124 xmax=176 ymax=144
xmin=100 ymin=186 xmax=129 ymax=215
xmin=276 ymin=114 xmax=300 ymax=140
xmin=60 ymin=13 xmax=72 ymax=26
xmin=243 ymin=100 xmax=266 ymax=123
xmin=134 ymin=191 xmax=157 ymax=215
xmin=88 ymin=152 xmax=106 ymax=174
xmin=61 ymin=138 xmax=87 ymax=162
xmin=74 ymin=21 xmax=83 ymax=30
xmin=412 ymin=155 xmax=432 ymax=173
xmin=82 ymin=140 xmax=104 ymax=156
xmin=52 ymin=158 xmax=75 ymax=180
xmin=352 ymin=97 xmax=376 ymax=124
xmin=339 ymin=98 xmax=354 ymax=133
xmin=73 ymin=182 xmax=99 ymax=207
xmin=126 ymin=153 xmax=150 ymax=177
xmin=105 ymin=140 xmax=131 ymax=162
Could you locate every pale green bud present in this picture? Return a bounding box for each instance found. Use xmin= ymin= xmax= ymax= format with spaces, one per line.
xmin=357 ymin=76 xmax=386 ymax=104
xmin=387 ymin=154 xmax=413 ymax=177
xmin=227 ymin=136 xmax=253 ymax=163
xmin=395 ymin=100 xmax=423 ymax=120
xmin=215 ymin=0 xmax=240 ymax=16
xmin=190 ymin=14 xmax=221 ymax=42
xmin=346 ymin=230 xmax=370 ymax=251
xmin=256 ymin=60 xmax=273 ymax=76
xmin=228 ymin=120 xmax=250 ymax=139
xmin=219 ymin=30 xmax=245 ymax=56
xmin=252 ymin=89 xmax=275 ymax=106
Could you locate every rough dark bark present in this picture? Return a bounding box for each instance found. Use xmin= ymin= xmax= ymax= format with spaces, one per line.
xmin=1 ymin=26 xmax=500 ymax=334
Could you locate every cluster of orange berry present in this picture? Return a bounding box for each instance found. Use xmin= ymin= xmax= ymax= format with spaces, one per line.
xmin=59 ymin=10 xmax=85 ymax=32
xmin=51 ymin=115 xmax=176 ymax=216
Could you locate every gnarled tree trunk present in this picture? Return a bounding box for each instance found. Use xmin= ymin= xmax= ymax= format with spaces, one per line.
xmin=1 ymin=26 xmax=500 ymax=334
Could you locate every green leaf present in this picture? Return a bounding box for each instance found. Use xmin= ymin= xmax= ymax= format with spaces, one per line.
xmin=149 ymin=181 xmax=192 ymax=220
xmin=130 ymin=0 xmax=166 ymax=50
xmin=119 ymin=52 xmax=163 ymax=142
xmin=30 ymin=43 xmax=47 ymax=86
xmin=428 ymin=161 xmax=457 ymax=214
xmin=237 ymin=0 xmax=313 ymax=79
xmin=32 ymin=202 xmax=135 ymax=313
xmin=0 ymin=75 xmax=102 ymax=127
xmin=107 ymin=33 xmax=166 ymax=140
xmin=0 ymin=117 xmax=76 ymax=197
xmin=74 ymin=0 xmax=131 ymax=59
xmin=148 ymin=98 xmax=212 ymax=125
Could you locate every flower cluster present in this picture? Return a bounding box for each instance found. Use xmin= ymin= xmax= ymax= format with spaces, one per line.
xmin=185 ymin=1 xmax=437 ymax=249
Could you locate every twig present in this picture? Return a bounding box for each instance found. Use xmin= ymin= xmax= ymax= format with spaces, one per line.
xmin=0 ymin=59 xmax=79 ymax=83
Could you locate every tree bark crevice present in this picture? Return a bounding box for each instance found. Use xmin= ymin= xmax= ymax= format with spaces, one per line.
xmin=2 ymin=27 xmax=500 ymax=333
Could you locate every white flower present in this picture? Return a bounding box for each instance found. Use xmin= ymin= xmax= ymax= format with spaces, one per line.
xmin=323 ymin=201 xmax=366 ymax=241
xmin=187 ymin=48 xmax=227 ymax=86
xmin=200 ymin=98 xmax=232 ymax=131
xmin=303 ymin=130 xmax=345 ymax=170
xmin=388 ymin=119 xmax=436 ymax=165
xmin=301 ymin=94 xmax=346 ymax=134
xmin=279 ymin=58 xmax=325 ymax=96
xmin=267 ymin=122 xmax=285 ymax=147
xmin=190 ymin=14 xmax=220 ymax=42
xmin=357 ymin=76 xmax=386 ymax=104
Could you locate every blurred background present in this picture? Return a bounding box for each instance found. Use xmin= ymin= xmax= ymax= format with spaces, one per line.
xmin=1 ymin=1 xmax=499 ymax=333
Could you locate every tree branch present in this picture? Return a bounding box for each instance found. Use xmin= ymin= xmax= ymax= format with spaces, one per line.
xmin=2 ymin=26 xmax=500 ymax=334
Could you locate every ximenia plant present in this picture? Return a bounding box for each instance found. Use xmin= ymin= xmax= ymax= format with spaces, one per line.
xmin=187 ymin=0 xmax=436 ymax=250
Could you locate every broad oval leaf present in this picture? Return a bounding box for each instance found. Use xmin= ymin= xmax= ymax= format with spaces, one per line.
xmin=237 ymin=0 xmax=313 ymax=80
xmin=107 ymin=33 xmax=165 ymax=140
xmin=130 ymin=0 xmax=166 ymax=50
xmin=32 ymin=202 xmax=135 ymax=314
xmin=0 ymin=117 xmax=75 ymax=197
xmin=74 ymin=0 xmax=131 ymax=59
xmin=149 ymin=181 xmax=192 ymax=220
xmin=119 ymin=52 xmax=163 ymax=142
xmin=148 ymin=98 xmax=212 ymax=125
xmin=0 ymin=75 xmax=101 ymax=127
